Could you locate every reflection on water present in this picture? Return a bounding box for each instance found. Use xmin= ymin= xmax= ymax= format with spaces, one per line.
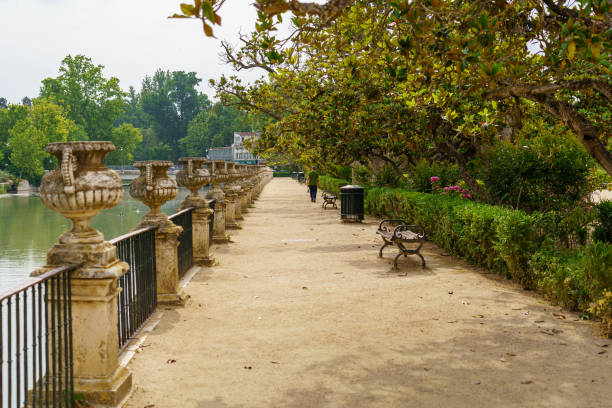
xmin=0 ymin=186 xmax=200 ymax=293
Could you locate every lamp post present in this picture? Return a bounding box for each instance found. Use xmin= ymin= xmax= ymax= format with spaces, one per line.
xmin=120 ymin=146 xmax=125 ymax=174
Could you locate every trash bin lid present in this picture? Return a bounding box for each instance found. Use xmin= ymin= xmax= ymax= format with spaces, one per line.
xmin=340 ymin=184 xmax=364 ymax=191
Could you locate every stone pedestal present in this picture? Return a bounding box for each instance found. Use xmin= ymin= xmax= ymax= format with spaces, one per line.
xmin=211 ymin=199 xmax=229 ymax=243
xmin=130 ymin=160 xmax=185 ymax=305
xmin=234 ymin=188 xmax=244 ymax=220
xmin=155 ymin=224 xmax=185 ymax=304
xmin=176 ymin=157 xmax=215 ymax=266
xmin=71 ymin=276 xmax=132 ymax=406
xmin=193 ymin=207 xmax=214 ymax=266
xmin=225 ymin=191 xmax=238 ymax=229
xmin=32 ymin=141 xmax=132 ymax=406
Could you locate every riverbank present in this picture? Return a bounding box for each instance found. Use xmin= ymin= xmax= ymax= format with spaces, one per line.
xmin=124 ymin=178 xmax=611 ymax=408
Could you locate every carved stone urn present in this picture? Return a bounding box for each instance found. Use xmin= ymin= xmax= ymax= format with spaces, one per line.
xmin=205 ymin=160 xmax=227 ymax=202
xmin=130 ymin=160 xmax=179 ymax=229
xmin=34 ymin=141 xmax=128 ymax=278
xmin=176 ymin=157 xmax=210 ymax=209
xmin=40 ymin=141 xmax=124 ymax=245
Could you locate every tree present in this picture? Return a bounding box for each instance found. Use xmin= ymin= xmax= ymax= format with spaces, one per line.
xmin=176 ymin=0 xmax=612 ymax=177
xmin=8 ymin=121 xmax=46 ymax=181
xmin=21 ymin=97 xmax=32 ymax=107
xmin=0 ymin=98 xmax=8 ymax=109
xmin=40 ymin=54 xmax=125 ymax=141
xmin=105 ymin=123 xmax=143 ymax=165
xmin=140 ymin=70 xmax=209 ymax=160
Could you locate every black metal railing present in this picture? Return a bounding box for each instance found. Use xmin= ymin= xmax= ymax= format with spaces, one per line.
xmin=169 ymin=208 xmax=194 ymax=279
xmin=0 ymin=264 xmax=77 ymax=408
xmin=111 ymin=227 xmax=157 ymax=352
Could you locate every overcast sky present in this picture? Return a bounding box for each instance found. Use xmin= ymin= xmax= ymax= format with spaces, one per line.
xmin=0 ymin=0 xmax=265 ymax=104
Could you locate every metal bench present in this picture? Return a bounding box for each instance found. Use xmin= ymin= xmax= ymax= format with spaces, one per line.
xmin=322 ymin=192 xmax=337 ymax=209
xmin=376 ymin=219 xmax=426 ymax=269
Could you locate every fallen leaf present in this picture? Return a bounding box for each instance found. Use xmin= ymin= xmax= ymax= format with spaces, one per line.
xmin=598 ymin=350 xmax=607 ymax=355
xmin=448 ymin=291 xmax=454 ymax=295
xmin=447 ymin=320 xmax=458 ymax=323
xmin=521 ymin=380 xmax=533 ymax=385
xmin=461 ymin=300 xmax=470 ymax=305
xmin=553 ymin=312 xmax=566 ymax=319
xmin=540 ymin=330 xmax=554 ymax=336
xmin=302 ymin=286 xmax=308 ymax=290
xmin=598 ymin=344 xmax=609 ymax=348
xmin=506 ymin=352 xmax=517 ymax=357
xmin=473 ymin=314 xmax=485 ymax=318
xmin=243 ymin=366 xmax=252 ymax=370
xmin=144 ymin=405 xmax=155 ymax=408
xmin=500 ymin=357 xmax=508 ymax=363
xmin=166 ymin=359 xmax=176 ymax=364
xmin=534 ymin=320 xmax=545 ymax=323
xmin=270 ymin=361 xmax=280 ymax=364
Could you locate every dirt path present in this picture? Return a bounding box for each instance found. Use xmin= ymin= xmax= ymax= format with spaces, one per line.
xmin=124 ymin=178 xmax=610 ymax=408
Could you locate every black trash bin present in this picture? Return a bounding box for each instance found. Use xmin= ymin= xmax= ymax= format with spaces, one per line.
xmin=297 ymin=172 xmax=305 ymax=183
xmin=291 ymin=171 xmax=298 ymax=179
xmin=340 ymin=185 xmax=364 ymax=222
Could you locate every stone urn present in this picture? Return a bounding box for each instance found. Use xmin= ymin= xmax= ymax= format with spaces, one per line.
xmin=130 ymin=160 xmax=178 ymax=229
xmin=40 ymin=141 xmax=124 ymax=245
xmin=206 ymin=160 xmax=227 ymax=201
xmin=176 ymin=157 xmax=210 ymax=208
xmin=34 ymin=141 xmax=128 ymax=279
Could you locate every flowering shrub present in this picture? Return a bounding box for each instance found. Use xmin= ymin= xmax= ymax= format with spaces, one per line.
xmin=441 ymin=185 xmax=473 ymax=199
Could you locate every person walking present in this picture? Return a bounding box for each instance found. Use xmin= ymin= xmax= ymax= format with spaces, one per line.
xmin=306 ymin=166 xmax=320 ymax=203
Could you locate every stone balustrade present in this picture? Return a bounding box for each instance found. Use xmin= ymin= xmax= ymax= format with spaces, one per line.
xmin=32 ymin=141 xmax=273 ymax=407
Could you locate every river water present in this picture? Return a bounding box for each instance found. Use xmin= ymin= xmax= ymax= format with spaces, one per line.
xmin=0 ymin=185 xmax=197 ymax=294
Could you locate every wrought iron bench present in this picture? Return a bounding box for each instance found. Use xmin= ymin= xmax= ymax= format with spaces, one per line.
xmin=322 ymin=192 xmax=338 ymax=209
xmin=377 ymin=219 xmax=426 ymax=269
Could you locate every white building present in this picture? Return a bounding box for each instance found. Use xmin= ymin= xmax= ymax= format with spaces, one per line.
xmin=207 ymin=132 xmax=264 ymax=164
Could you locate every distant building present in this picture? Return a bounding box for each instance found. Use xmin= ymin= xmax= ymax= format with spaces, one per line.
xmin=206 ymin=132 xmax=264 ymax=165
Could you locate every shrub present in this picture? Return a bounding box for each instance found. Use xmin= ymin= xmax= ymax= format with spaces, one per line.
xmin=593 ymin=201 xmax=612 ymax=243
xmin=410 ymin=159 xmax=459 ymax=193
xmin=319 ymin=176 xmax=350 ymax=195
xmin=273 ymin=171 xmax=291 ymax=177
xmin=481 ymin=134 xmax=594 ymax=212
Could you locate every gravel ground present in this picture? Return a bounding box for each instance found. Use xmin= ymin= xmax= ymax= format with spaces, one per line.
xmin=124 ymin=178 xmax=611 ymax=408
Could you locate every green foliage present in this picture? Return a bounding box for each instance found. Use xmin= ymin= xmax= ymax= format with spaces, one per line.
xmin=8 ymin=121 xmax=46 ymax=182
xmin=354 ymin=165 xmax=371 ymax=186
xmin=374 ymin=164 xmax=404 ymax=188
xmin=365 ymin=186 xmax=612 ymax=335
xmin=273 ymin=171 xmax=291 ymax=177
xmin=319 ymin=176 xmax=349 ymax=195
xmin=40 ymin=55 xmax=125 ymax=141
xmin=593 ymin=201 xmax=612 ymax=243
xmin=481 ymin=134 xmax=594 ymax=211
xmin=410 ymin=160 xmax=459 ymax=193
xmin=140 ymin=70 xmax=208 ymax=161
xmin=105 ymin=124 xmax=143 ymax=165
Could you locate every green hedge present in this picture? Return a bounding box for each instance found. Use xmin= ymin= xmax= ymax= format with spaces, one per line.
xmin=364 ymin=186 xmax=611 ymax=336
xmin=273 ymin=171 xmax=292 ymax=177
xmin=319 ymin=176 xmax=350 ymax=195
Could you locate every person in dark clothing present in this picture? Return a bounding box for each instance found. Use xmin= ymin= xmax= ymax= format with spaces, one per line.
xmin=306 ymin=166 xmax=320 ymax=202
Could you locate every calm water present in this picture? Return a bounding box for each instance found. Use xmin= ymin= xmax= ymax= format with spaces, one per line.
xmin=0 ymin=185 xmax=199 ymax=294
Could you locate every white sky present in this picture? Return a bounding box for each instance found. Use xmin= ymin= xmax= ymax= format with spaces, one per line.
xmin=0 ymin=0 xmax=266 ymax=104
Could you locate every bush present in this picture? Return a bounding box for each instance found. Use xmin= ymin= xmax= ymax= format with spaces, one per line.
xmin=319 ymin=176 xmax=350 ymax=195
xmin=481 ymin=134 xmax=593 ymax=212
xmin=593 ymin=201 xmax=612 ymax=243
xmin=273 ymin=171 xmax=291 ymax=177
xmin=365 ymin=186 xmax=612 ymax=336
xmin=409 ymin=159 xmax=459 ymax=193
xmin=374 ymin=164 xmax=405 ymax=188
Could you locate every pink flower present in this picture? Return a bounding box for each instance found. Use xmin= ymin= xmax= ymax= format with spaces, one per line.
xmin=441 ymin=192 xmax=446 ymax=195
xmin=462 ymin=189 xmax=468 ymax=193
xmin=452 ymin=186 xmax=461 ymax=191
xmin=430 ymin=176 xmax=440 ymax=182
xmin=465 ymin=193 xmax=473 ymax=198
xmin=443 ymin=186 xmax=450 ymax=191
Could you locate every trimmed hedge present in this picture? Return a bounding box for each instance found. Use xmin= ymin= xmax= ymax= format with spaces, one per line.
xmin=273 ymin=171 xmax=292 ymax=177
xmin=318 ymin=176 xmax=611 ymax=336
xmin=319 ymin=176 xmax=350 ymax=195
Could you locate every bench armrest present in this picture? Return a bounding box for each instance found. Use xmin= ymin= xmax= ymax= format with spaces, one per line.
xmin=393 ymin=224 xmax=426 ymax=240
xmin=378 ymin=219 xmax=408 ymax=232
